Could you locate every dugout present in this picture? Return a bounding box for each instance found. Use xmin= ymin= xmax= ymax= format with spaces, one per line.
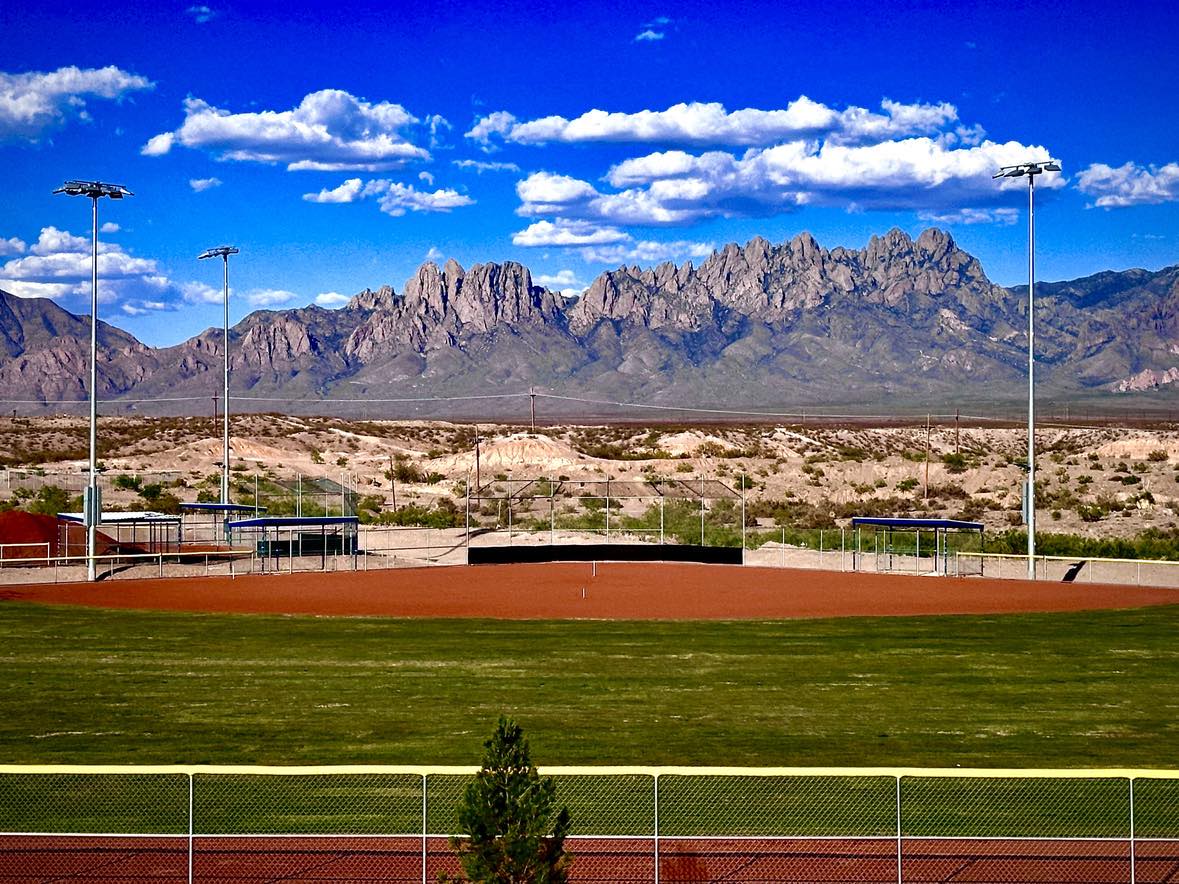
xmin=850 ymin=517 xmax=984 ymax=575
xmin=57 ymin=510 xmax=182 ymax=554
xmin=179 ymin=502 xmax=265 ymax=545
xmin=227 ymin=515 xmax=359 ymax=569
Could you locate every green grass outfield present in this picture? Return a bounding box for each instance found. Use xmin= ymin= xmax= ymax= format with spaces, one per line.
xmin=0 ymin=602 xmax=1177 ymax=767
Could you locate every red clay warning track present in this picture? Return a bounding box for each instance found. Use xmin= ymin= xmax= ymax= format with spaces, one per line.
xmin=1 ymin=563 xmax=1175 ymax=619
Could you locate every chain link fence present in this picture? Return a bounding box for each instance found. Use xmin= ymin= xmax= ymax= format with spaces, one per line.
xmin=1 ymin=767 xmax=1176 ymax=882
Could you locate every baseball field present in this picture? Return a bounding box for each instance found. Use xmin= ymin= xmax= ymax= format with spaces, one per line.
xmin=2 ymin=563 xmax=1178 ymax=882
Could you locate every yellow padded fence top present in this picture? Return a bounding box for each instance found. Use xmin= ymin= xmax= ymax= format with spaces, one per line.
xmin=0 ymin=765 xmax=1176 ymax=778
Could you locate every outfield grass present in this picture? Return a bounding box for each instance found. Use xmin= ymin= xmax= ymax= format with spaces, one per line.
xmin=0 ymin=603 xmax=1176 ymax=767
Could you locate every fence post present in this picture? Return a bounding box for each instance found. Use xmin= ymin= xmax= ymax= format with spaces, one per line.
xmin=895 ymin=775 xmax=904 ymax=884
xmin=1129 ymin=777 xmax=1136 ymax=884
xmin=422 ymin=773 xmax=428 ymax=884
xmin=188 ymin=772 xmax=195 ymax=884
xmin=653 ymin=773 xmax=660 ymax=884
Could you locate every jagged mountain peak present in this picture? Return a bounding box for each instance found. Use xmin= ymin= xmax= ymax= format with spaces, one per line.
xmin=2 ymin=231 xmax=1176 ymax=415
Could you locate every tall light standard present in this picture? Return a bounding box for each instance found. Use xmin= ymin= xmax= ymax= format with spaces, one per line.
xmin=53 ymin=180 xmax=132 ymax=582
xmin=197 ymin=246 xmax=239 ymax=506
xmin=994 ymin=159 xmax=1061 ymax=580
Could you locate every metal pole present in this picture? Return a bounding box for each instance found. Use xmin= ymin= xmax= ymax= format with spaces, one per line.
xmin=422 ymin=774 xmax=428 ymax=884
xmin=1129 ymin=777 xmax=1136 ymax=884
xmin=740 ymin=473 xmax=746 ymax=564
xmin=87 ymin=195 xmax=98 ymax=583
xmin=188 ymin=772 xmax=195 ymax=884
xmin=700 ymin=475 xmax=705 ymax=546
xmin=653 ymin=774 xmax=660 ymax=884
xmin=895 ymin=776 xmax=902 ymax=884
xmin=221 ymin=254 xmax=230 ymax=506
xmin=1027 ymin=172 xmax=1037 ymax=579
xmin=605 ymin=475 xmax=610 ymax=540
xmin=923 ymin=413 xmax=931 ymax=501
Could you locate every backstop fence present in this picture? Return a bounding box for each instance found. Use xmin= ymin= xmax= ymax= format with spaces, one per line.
xmin=1 ymin=766 xmax=1176 ymax=882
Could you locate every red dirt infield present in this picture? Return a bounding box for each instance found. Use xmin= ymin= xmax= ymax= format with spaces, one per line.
xmin=0 ymin=563 xmax=1175 ymax=619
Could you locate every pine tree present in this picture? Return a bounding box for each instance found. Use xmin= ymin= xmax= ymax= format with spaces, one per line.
xmin=443 ymin=717 xmax=572 ymax=883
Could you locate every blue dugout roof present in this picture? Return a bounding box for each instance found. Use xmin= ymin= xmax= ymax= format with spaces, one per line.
xmin=227 ymin=516 xmax=359 ymax=529
xmin=851 ymin=517 xmax=983 ymax=531
xmin=180 ymin=503 xmax=267 ymax=513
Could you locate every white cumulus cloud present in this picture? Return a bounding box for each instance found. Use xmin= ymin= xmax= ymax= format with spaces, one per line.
xmin=512 ymin=219 xmax=630 ymax=247
xmin=0 ymin=237 xmax=26 ymax=257
xmin=468 ymin=97 xmax=958 ymax=149
xmin=453 ymin=158 xmax=521 ymax=173
xmin=315 ymin=292 xmax=349 ymax=307
xmin=303 ymin=178 xmax=474 ymax=216
xmin=1077 ymin=161 xmax=1179 ymax=208
xmin=189 ymin=177 xmax=222 ymax=192
xmin=532 ymin=269 xmax=583 ymax=289
xmin=579 ymin=240 xmax=715 ymax=265
xmin=635 ymin=29 xmax=665 ymax=41
xmin=918 ymin=208 xmax=1019 ymax=225
xmin=0 ymin=65 xmax=153 ymax=141
xmin=247 ymin=289 xmax=298 ymax=308
xmin=0 ymin=227 xmax=170 ymax=304
xmin=121 ymin=299 xmax=174 ymax=316
xmin=516 ymin=138 xmax=1062 ymax=229
xmin=180 ymin=281 xmax=223 ymax=305
xmin=143 ymin=89 xmax=437 ymax=172
xmin=99 ymin=222 xmax=120 ymax=233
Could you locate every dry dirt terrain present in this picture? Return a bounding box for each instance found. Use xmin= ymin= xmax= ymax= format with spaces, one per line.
xmin=2 ymin=414 xmax=1178 ymax=539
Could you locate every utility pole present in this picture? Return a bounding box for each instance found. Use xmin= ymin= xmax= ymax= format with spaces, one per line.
xmin=923 ymin=413 xmax=931 ymax=501
xmin=955 ymin=408 xmax=960 ymax=456
xmin=529 ymin=387 xmax=537 ymax=432
xmin=474 ymin=425 xmax=482 ymax=496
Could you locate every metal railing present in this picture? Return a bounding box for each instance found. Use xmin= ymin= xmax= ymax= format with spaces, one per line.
xmin=954 ymin=552 xmax=1179 ymax=587
xmin=0 ymin=766 xmax=1175 ymax=883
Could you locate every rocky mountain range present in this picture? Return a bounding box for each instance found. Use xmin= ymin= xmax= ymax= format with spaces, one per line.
xmin=2 ymin=227 xmax=1177 ymax=418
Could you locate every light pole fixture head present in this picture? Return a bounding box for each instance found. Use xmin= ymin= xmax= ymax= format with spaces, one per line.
xmin=53 ymin=180 xmax=133 ymax=199
xmin=198 ymin=246 xmax=240 ymax=260
xmin=993 ymin=160 xmax=1062 ymax=179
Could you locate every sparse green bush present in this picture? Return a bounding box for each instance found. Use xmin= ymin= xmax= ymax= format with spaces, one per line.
xmin=942 ymin=452 xmax=968 ymax=473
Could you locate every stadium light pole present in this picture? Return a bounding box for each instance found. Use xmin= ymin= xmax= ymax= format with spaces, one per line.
xmin=198 ymin=246 xmax=239 ymax=507
xmin=994 ymin=159 xmax=1061 ymax=580
xmin=53 ymin=180 xmax=132 ymax=582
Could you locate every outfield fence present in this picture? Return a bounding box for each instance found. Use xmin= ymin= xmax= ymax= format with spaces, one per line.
xmin=4 ymin=525 xmax=1179 ymax=589
xmin=952 ymin=552 xmax=1179 ymax=587
xmin=0 ymin=766 xmax=1176 ymax=882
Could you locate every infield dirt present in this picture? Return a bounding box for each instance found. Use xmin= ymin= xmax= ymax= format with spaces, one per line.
xmin=2 ymin=563 xmax=1175 ymax=619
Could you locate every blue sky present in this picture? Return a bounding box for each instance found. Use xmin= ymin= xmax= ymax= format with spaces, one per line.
xmin=1 ymin=0 xmax=1177 ymax=346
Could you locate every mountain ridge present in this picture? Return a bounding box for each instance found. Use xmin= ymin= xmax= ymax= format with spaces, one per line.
xmin=2 ymin=227 xmax=1178 ymax=416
